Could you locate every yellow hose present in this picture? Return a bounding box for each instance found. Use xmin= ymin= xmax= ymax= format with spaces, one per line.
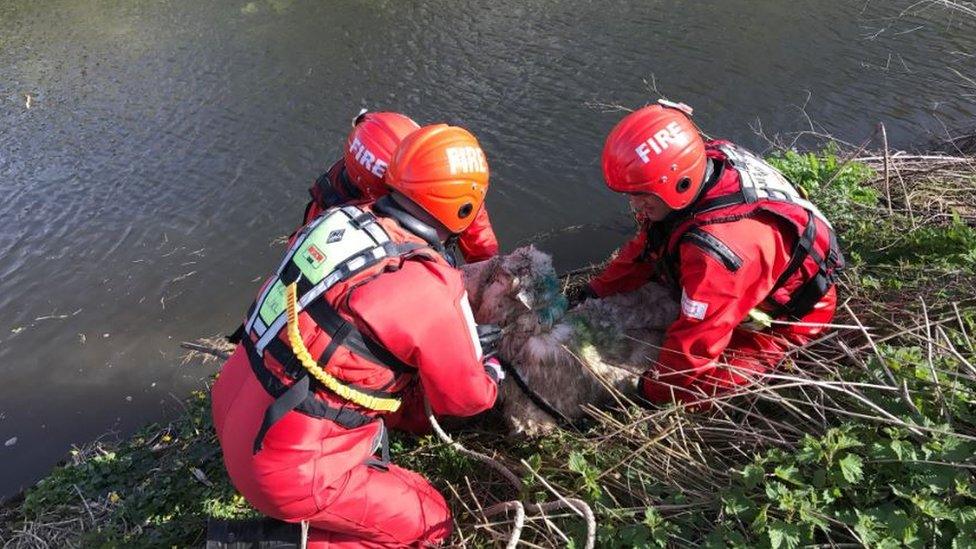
xmin=285 ymin=282 xmax=401 ymax=412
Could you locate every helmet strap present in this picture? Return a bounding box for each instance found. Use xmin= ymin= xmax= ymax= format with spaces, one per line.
xmin=337 ymin=167 xmax=362 ymax=200
xmin=374 ymin=196 xmax=451 ymax=257
xmin=703 ymin=156 xmax=724 ymax=191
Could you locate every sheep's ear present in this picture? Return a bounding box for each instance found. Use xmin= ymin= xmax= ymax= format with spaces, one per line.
xmin=516 ymin=286 xmax=535 ymax=310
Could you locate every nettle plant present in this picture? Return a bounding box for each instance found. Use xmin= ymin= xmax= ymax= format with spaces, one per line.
xmin=717 ymin=425 xmax=976 ymax=549
xmin=767 ymin=146 xmax=878 ymax=229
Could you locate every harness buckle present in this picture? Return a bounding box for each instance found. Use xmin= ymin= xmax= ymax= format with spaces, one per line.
xmin=365 ymin=420 xmax=390 ymax=471
xmin=350 ymin=212 xmax=376 ymax=230
xmin=280 ymin=262 xmax=302 ymax=286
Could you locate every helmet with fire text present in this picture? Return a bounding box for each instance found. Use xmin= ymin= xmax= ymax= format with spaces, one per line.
xmin=343 ymin=111 xmax=420 ymax=199
xmin=386 ymin=124 xmax=490 ymax=234
xmin=601 ymin=101 xmax=707 ymax=210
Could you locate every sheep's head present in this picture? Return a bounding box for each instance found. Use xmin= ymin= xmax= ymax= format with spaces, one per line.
xmin=462 ymin=246 xmax=568 ymax=329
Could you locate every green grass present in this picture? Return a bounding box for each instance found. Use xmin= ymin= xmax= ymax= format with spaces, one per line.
xmin=7 ymin=390 xmax=254 ymax=547
xmin=2 ymin=147 xmax=975 ymax=548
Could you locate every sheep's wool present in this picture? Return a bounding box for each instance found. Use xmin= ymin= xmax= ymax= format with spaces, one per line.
xmin=462 ymin=246 xmax=679 ymax=436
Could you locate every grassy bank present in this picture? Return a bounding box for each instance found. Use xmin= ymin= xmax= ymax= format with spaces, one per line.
xmin=2 ymin=147 xmax=975 ymax=548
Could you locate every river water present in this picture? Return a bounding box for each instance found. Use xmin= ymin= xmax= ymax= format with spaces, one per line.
xmin=0 ymin=0 xmax=974 ymax=498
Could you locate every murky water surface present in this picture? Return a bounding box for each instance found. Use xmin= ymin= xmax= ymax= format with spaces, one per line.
xmin=1 ymin=0 xmax=974 ymax=497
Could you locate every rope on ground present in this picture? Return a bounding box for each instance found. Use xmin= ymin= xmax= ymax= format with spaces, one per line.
xmin=520 ymin=460 xmax=597 ymax=549
xmin=424 ymin=398 xmax=596 ymax=549
xmin=481 ymin=501 xmax=526 ymax=549
xmin=424 ymin=398 xmax=524 ymax=490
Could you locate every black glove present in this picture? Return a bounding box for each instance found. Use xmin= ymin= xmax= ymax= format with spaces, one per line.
xmin=564 ymin=283 xmax=597 ymax=308
xmin=476 ymin=323 xmax=503 ymax=358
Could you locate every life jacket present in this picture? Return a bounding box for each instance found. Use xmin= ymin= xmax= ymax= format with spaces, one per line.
xmin=240 ymin=198 xmax=449 ymax=455
xmin=311 ymin=161 xmax=363 ymax=211
xmin=646 ymin=141 xmax=844 ymax=321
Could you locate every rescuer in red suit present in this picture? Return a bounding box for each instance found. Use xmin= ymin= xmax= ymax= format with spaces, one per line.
xmin=302 ymin=110 xmax=499 ymax=264
xmin=212 ymin=124 xmax=505 ymax=547
xmin=567 ymin=101 xmax=843 ymax=406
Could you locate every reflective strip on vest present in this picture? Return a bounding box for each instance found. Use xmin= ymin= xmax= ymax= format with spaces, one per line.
xmin=718 ymin=144 xmax=833 ymax=229
xmin=245 ymin=206 xmax=392 ymax=354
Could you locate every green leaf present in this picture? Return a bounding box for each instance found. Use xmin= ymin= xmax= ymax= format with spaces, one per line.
xmin=799 ymin=506 xmax=829 ymax=532
xmin=854 ymin=511 xmax=884 ymax=545
xmin=838 ymin=454 xmax=864 ymax=483
xmin=768 ymin=520 xmax=801 ymax=549
xmin=890 ymin=439 xmax=915 ymax=461
xmin=741 ymin=463 xmax=765 ymax=490
xmin=615 ymin=523 xmax=650 ymax=546
xmin=955 ymin=533 xmax=976 ymax=549
xmin=751 ymin=504 xmax=769 ymax=533
xmin=567 ymin=452 xmax=588 ymax=475
xmin=914 ymin=496 xmax=953 ymax=520
xmin=774 ymin=464 xmax=805 ymax=487
xmin=812 ymin=468 xmax=827 ymax=489
xmin=722 ymin=492 xmax=754 ymax=517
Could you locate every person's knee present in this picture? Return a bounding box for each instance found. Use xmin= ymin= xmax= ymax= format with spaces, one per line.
xmin=381 ymin=466 xmax=452 ymax=543
xmin=302 ymin=464 xmax=453 ymax=546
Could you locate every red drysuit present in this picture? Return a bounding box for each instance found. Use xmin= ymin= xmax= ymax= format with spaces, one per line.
xmin=212 ymin=201 xmax=499 ymax=547
xmin=304 ymin=159 xmax=499 ymax=263
xmin=589 ymin=140 xmax=843 ymax=405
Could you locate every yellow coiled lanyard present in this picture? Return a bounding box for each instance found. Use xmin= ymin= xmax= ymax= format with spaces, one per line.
xmin=284 ymin=282 xmax=402 ymax=413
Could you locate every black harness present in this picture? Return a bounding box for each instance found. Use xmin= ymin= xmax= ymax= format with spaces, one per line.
xmin=312 ymin=166 xmax=363 ymax=210
xmin=498 ymin=358 xmax=582 ymax=429
xmin=646 ymin=151 xmax=844 ymax=321
xmin=237 ymin=202 xmax=456 ymax=456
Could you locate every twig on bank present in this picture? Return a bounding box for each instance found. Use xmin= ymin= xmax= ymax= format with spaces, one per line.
xmin=72 ymin=484 xmax=96 ymax=527
xmin=881 ymin=123 xmax=893 ymax=215
xmin=953 ymin=302 xmax=975 ymax=354
xmin=822 ymin=127 xmax=880 ymax=189
xmin=180 ymin=339 xmax=234 ymax=362
xmin=843 ymin=304 xmax=899 ymax=388
xmin=920 ymin=298 xmax=951 ymax=422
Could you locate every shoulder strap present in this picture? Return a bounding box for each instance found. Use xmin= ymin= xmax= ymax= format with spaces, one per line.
xmin=301 ymin=291 xmax=416 ymax=375
xmin=764 ymin=211 xmax=845 ymax=319
xmin=718 ymin=143 xmax=832 ymax=228
xmin=679 ymin=227 xmax=742 ymax=271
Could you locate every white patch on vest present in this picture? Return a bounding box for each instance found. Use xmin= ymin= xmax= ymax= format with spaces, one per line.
xmin=459 ymin=292 xmax=484 ymax=360
xmin=680 ymin=288 xmax=708 ymax=320
xmin=720 ymin=143 xmax=833 ymax=229
xmin=446 ymin=146 xmax=487 ymax=175
xmin=635 ymin=121 xmax=690 ymax=163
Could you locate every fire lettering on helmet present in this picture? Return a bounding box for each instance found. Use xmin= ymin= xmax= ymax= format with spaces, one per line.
xmin=446 ymin=146 xmax=487 ymax=175
xmin=348 ymin=137 xmax=388 ymax=178
xmin=371 ymin=159 xmax=387 ymax=178
xmin=359 ymin=149 xmax=375 ymax=170
xmin=634 ymin=121 xmax=689 ymax=163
